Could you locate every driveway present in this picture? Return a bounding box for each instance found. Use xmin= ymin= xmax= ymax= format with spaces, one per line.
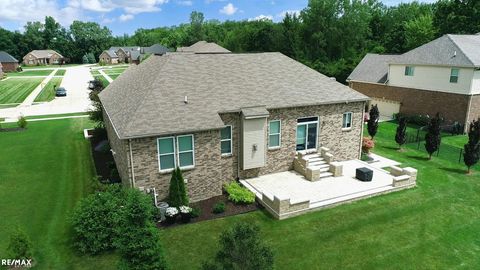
xmin=0 ymin=65 xmax=94 ymax=120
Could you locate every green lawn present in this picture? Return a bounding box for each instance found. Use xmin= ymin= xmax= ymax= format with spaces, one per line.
xmin=55 ymin=69 xmax=66 ymax=76
xmin=34 ymin=77 xmax=64 ymax=102
xmin=94 ymin=75 xmax=110 ymax=87
xmin=0 ymin=118 xmax=117 ymax=269
xmin=7 ymin=70 xmax=54 ymax=77
xmin=109 ymin=74 xmax=120 ymax=80
xmin=160 ymin=121 xmax=480 ymax=269
xmin=103 ymin=68 xmax=127 ymax=75
xmin=21 ymin=64 xmax=82 ymax=69
xmin=0 ymin=78 xmax=42 ymax=104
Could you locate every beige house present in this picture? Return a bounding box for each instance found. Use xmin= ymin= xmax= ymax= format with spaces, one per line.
xmin=99 ymin=44 xmax=170 ymax=65
xmin=99 ymin=44 xmax=369 ymax=202
xmin=23 ymin=50 xmax=63 ymax=66
xmin=348 ymin=34 xmax=480 ymax=127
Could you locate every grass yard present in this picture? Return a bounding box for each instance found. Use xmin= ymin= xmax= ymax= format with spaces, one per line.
xmin=34 ymin=77 xmax=64 ymax=102
xmin=21 ymin=64 xmax=82 ymax=69
xmin=55 ymin=69 xmax=66 ymax=76
xmin=94 ymin=75 xmax=110 ymax=87
xmin=0 ymin=78 xmax=42 ymax=104
xmin=109 ymin=74 xmax=120 ymax=80
xmin=160 ymin=121 xmax=480 ymax=269
xmin=102 ymin=68 xmax=127 ymax=75
xmin=7 ymin=70 xmax=54 ymax=77
xmin=0 ymin=118 xmax=117 ymax=269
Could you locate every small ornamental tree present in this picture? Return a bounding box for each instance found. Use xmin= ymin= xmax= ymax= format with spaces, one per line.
xmin=82 ymin=54 xmax=89 ymax=64
xmin=395 ymin=117 xmax=408 ymax=150
xmin=88 ymin=79 xmax=105 ymax=130
xmin=368 ymin=104 xmax=380 ymax=139
xmin=168 ymin=168 xmax=189 ymax=207
xmin=425 ymin=113 xmax=442 ymax=160
xmin=87 ymin=52 xmax=96 ymax=64
xmin=464 ymin=119 xmax=480 ymax=174
xmin=7 ymin=228 xmax=33 ymax=260
xmin=202 ymin=223 xmax=274 ymax=270
xmin=115 ymin=190 xmax=168 ymax=270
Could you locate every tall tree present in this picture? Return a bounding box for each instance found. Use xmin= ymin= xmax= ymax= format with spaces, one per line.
xmin=368 ymin=104 xmax=380 ymax=139
xmin=425 ymin=113 xmax=442 ymax=160
xmin=395 ymin=117 xmax=408 ymax=150
xmin=463 ymin=119 xmax=480 ymax=174
xmin=404 ymin=14 xmax=437 ymax=50
xmin=189 ymin=11 xmax=205 ymax=44
xmin=434 ymin=0 xmax=480 ymax=35
xmin=69 ymin=21 xmax=113 ymax=62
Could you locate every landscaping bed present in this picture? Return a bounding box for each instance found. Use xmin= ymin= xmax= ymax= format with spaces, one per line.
xmin=88 ymin=131 xmax=119 ymax=182
xmin=159 ymin=193 xmax=260 ymax=228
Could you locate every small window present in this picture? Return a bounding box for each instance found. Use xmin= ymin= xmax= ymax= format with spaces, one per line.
xmin=404 ymin=66 xmax=415 ymax=76
xmin=158 ymin=137 xmax=176 ymax=171
xmin=450 ymin=68 xmax=459 ymax=83
xmin=268 ymin=120 xmax=281 ymax=148
xmin=177 ymin=135 xmax=194 ymax=168
xmin=221 ymin=126 xmax=232 ymax=155
xmin=342 ymin=112 xmax=353 ymax=129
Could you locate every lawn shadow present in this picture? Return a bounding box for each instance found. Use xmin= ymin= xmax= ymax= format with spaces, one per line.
xmin=406 ymin=155 xmax=430 ymax=161
xmin=381 ymin=146 xmax=399 ymax=151
xmin=440 ymin=167 xmax=467 ymax=174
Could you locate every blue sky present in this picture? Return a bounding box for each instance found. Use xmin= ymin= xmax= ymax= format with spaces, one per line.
xmin=0 ymin=0 xmax=437 ymax=36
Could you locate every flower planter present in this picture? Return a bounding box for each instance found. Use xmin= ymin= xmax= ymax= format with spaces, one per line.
xmin=179 ymin=206 xmax=192 ymax=223
xmin=180 ymin=213 xmax=192 ymax=223
xmin=165 ymin=207 xmax=179 ymax=224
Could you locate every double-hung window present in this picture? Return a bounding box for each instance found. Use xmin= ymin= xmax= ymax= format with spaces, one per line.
xmin=268 ymin=120 xmax=281 ymax=149
xmin=158 ymin=135 xmax=194 ymax=171
xmin=221 ymin=126 xmax=232 ymax=155
xmin=404 ymin=66 xmax=415 ymax=76
xmin=342 ymin=112 xmax=353 ymax=129
xmin=450 ymin=68 xmax=459 ymax=83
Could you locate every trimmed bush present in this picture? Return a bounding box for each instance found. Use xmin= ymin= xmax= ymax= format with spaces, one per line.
xmin=191 ymin=206 xmax=201 ymax=218
xmin=7 ymin=228 xmax=33 ymax=260
xmin=17 ymin=116 xmax=27 ymax=129
xmin=213 ymin=202 xmax=225 ymax=214
xmin=224 ymin=182 xmax=255 ymax=204
xmin=168 ymin=168 xmax=189 ymax=207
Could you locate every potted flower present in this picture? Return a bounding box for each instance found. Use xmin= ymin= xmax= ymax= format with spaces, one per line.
xmin=179 ymin=205 xmax=192 ymax=223
xmin=165 ymin=207 xmax=179 ymax=224
xmin=362 ymin=138 xmax=375 ymax=155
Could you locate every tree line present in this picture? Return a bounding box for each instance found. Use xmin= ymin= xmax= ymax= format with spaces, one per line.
xmin=0 ymin=0 xmax=478 ymax=82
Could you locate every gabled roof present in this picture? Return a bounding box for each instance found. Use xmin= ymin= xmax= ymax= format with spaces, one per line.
xmin=110 ymin=46 xmax=141 ymax=52
xmin=101 ymin=50 xmax=118 ymax=58
xmin=99 ymin=52 xmax=368 ymax=139
xmin=348 ymin=54 xmax=399 ymax=83
xmin=177 ymin=41 xmax=231 ymax=53
xmin=390 ymin=34 xmax=480 ymax=67
xmin=0 ymin=51 xmax=18 ymax=63
xmin=143 ymin=44 xmax=170 ymax=55
xmin=28 ymin=50 xmax=63 ymax=59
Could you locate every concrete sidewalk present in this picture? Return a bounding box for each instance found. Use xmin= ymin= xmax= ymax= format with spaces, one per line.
xmin=98 ymin=69 xmax=113 ymax=83
xmin=19 ymin=69 xmax=58 ymax=107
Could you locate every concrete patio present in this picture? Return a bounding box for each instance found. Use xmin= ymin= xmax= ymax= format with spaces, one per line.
xmin=241 ymin=154 xmax=417 ymax=219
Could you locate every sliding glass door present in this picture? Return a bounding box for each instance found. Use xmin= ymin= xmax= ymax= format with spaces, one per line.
xmin=296 ymin=117 xmax=318 ymax=151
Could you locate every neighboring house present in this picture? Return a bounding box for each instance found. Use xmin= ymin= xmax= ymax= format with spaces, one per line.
xmin=99 ymin=44 xmax=369 ymax=202
xmin=99 ymin=44 xmax=170 ymax=65
xmin=23 ymin=50 xmax=64 ymax=66
xmin=0 ymin=51 xmax=19 ymax=71
xmin=348 ymin=34 xmax=480 ymax=127
xmin=177 ymin=41 xmax=231 ymax=53
xmin=0 ymin=63 xmax=3 ymax=78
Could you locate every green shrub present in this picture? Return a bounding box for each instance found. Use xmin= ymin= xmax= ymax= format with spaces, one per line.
xmin=7 ymin=228 xmax=33 ymax=260
xmin=70 ymin=185 xmax=126 ymax=254
xmin=191 ymin=206 xmax=201 ymax=218
xmin=168 ymin=168 xmax=189 ymax=207
xmin=213 ymin=202 xmax=225 ymax=214
xmin=224 ymin=182 xmax=255 ymax=204
xmin=17 ymin=116 xmax=27 ymax=129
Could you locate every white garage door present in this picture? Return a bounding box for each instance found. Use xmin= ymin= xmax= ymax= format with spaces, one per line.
xmin=371 ymin=98 xmax=400 ymax=120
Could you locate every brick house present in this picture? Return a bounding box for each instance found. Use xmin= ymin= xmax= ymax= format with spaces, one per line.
xmin=348 ymin=34 xmax=480 ymax=126
xmin=99 ymin=46 xmax=369 ymax=202
xmin=99 ymin=44 xmax=170 ymax=65
xmin=0 ymin=51 xmax=19 ymax=72
xmin=23 ymin=50 xmax=63 ymax=66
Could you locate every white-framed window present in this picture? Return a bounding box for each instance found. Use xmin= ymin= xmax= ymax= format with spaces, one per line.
xmin=404 ymin=66 xmax=415 ymax=76
xmin=157 ymin=135 xmax=194 ymax=172
xmin=177 ymin=135 xmax=194 ymax=168
xmin=158 ymin=137 xmax=176 ymax=171
xmin=450 ymin=68 xmax=459 ymax=83
xmin=342 ymin=112 xmax=353 ymax=129
xmin=268 ymin=120 xmax=281 ymax=149
xmin=221 ymin=126 xmax=232 ymax=155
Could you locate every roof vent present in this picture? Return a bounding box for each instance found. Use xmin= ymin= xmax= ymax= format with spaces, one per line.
xmin=184 ymin=96 xmax=188 ymax=104
xmin=453 ymin=51 xmax=457 ymax=57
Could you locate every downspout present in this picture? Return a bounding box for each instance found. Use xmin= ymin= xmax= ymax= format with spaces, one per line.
xmin=465 ymin=95 xmax=473 ymax=133
xmin=359 ymin=101 xmax=366 ymax=158
xmin=128 ymin=139 xmax=136 ymax=188
xmin=237 ymin=112 xmax=241 ymax=181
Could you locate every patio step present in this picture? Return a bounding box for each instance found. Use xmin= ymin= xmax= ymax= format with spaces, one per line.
xmin=319 ymin=172 xmax=333 ymax=178
xmin=308 ymin=163 xmax=329 ymax=171
xmin=310 ymin=185 xmax=393 ymax=209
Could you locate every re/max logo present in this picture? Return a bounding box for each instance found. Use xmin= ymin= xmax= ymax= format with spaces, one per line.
xmin=1 ymin=259 xmax=33 ymax=268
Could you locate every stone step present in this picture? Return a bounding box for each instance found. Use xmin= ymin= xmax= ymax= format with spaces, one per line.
xmin=303 ymin=153 xmax=321 ymax=160
xmin=308 ymin=163 xmax=329 ymax=171
xmin=305 ymin=157 xmax=324 ymax=163
xmin=319 ymin=172 xmax=333 ymax=178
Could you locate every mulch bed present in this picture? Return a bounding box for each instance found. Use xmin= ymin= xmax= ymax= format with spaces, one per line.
xmin=89 ymin=134 xmax=119 ymax=182
xmin=158 ymin=193 xmax=261 ymax=228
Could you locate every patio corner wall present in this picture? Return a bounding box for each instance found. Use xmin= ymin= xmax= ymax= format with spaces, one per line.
xmin=261 ymin=193 xmax=310 ymax=220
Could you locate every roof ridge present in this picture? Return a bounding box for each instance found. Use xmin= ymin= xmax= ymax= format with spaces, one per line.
xmin=446 ymin=34 xmax=475 ymax=66
xmin=123 ymin=56 xmax=171 ymax=135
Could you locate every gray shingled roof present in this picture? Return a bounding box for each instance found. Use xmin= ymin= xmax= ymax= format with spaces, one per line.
xmin=143 ymin=44 xmax=170 ymax=55
xmin=99 ymin=52 xmax=369 ymax=139
xmin=29 ymin=50 xmax=63 ymax=59
xmin=0 ymin=51 xmax=18 ymax=63
xmin=177 ymin=41 xmax=231 ymax=53
xmin=347 ymin=54 xmax=399 ymax=83
xmin=390 ymin=34 xmax=480 ymax=67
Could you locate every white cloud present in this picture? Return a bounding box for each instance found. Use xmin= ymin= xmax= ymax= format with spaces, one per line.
xmin=118 ymin=14 xmax=134 ymax=22
xmin=101 ymin=17 xmax=116 ymax=24
xmin=176 ymin=0 xmax=193 ymax=6
xmin=276 ymin=10 xmax=301 ymax=20
xmin=219 ymin=3 xmax=237 ymax=15
xmin=74 ymin=0 xmax=169 ymax=14
xmin=248 ymin=14 xmax=273 ymax=22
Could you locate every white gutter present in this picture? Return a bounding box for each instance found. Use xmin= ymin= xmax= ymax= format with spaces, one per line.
xmin=359 ymin=101 xmax=366 ymax=158
xmin=128 ymin=139 xmax=136 ymax=188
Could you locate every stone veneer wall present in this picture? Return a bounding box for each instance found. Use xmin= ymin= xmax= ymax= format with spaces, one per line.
xmin=103 ymin=111 xmax=131 ymax=187
xmin=349 ymin=81 xmax=470 ymax=125
xmin=468 ymin=95 xmax=480 ymax=124
xmin=124 ymin=102 xmax=364 ymax=202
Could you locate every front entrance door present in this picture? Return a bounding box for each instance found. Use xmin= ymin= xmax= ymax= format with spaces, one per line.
xmin=296 ymin=117 xmax=318 ymax=151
